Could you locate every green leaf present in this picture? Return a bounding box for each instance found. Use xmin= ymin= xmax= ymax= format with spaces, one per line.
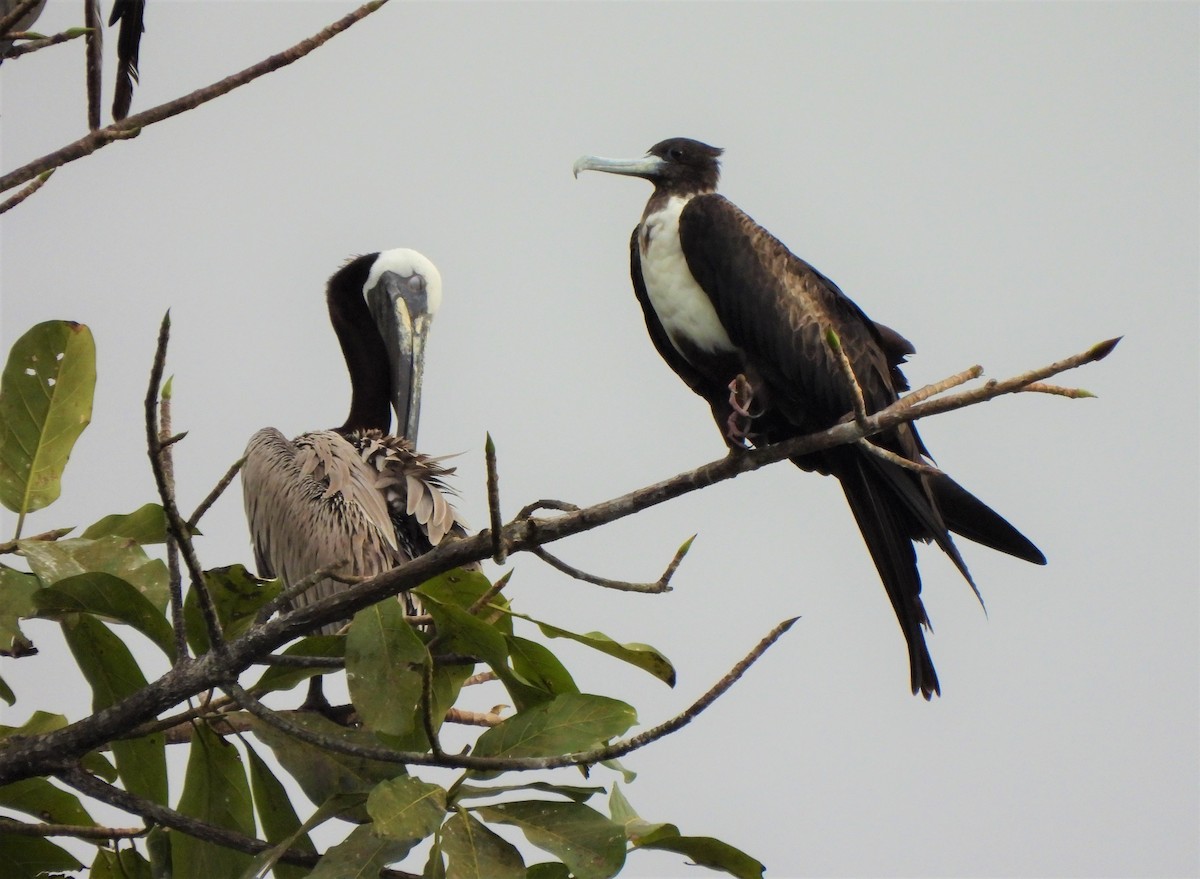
xmin=185 ymin=565 xmax=280 ymax=655
xmin=237 ymin=792 xmax=363 ymax=879
xmin=475 ymin=801 xmax=625 ymax=879
xmin=0 ymin=674 xmax=12 ymax=705
xmin=307 ymin=824 xmax=411 ymax=879
xmin=442 ymin=809 xmax=524 ymax=879
xmin=0 ymin=832 xmax=83 ymax=877
xmin=345 ymin=598 xmax=427 ymax=737
xmin=245 ymin=741 xmax=316 ymax=879
xmin=91 ymin=847 xmax=153 ymax=879
xmin=249 ymin=634 xmax=344 ymax=694
xmin=62 ymin=614 xmax=167 ymax=804
xmin=82 ymin=503 xmax=183 ymax=544
xmin=34 ymin=571 xmax=176 ymax=660
xmin=419 ymin=568 xmax=511 ymax=631
xmin=453 ymin=781 xmax=605 ymax=805
xmin=248 ymin=712 xmax=406 ymax=820
xmin=0 ymin=564 xmax=39 ymax=654
xmin=608 ymin=783 xmax=765 ymax=878
xmin=507 ymin=636 xmax=579 ymax=697
xmin=417 ymin=592 xmax=545 ymax=711
xmin=0 ymin=320 xmax=95 ymax=525
xmin=472 ymin=694 xmax=636 ymax=769
xmin=0 ymin=776 xmax=96 ymax=826
xmin=505 ymin=608 xmax=675 ymax=687
xmin=170 ymin=723 xmax=256 ymax=879
xmin=635 ymin=833 xmax=765 ymax=879
xmin=525 ymin=864 xmax=572 ymax=879
xmin=0 ymin=710 xmax=68 ymax=738
xmin=22 ymin=536 xmax=169 ymax=612
xmin=367 ymin=776 xmax=447 ymax=847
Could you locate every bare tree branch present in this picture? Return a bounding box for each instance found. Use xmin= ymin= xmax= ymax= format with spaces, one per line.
xmin=0 ymin=816 xmax=146 ymax=840
xmin=0 ymin=0 xmax=390 ymax=194
xmin=187 ymin=457 xmax=245 ymax=529
xmin=57 ymin=764 xmax=318 ymax=867
xmin=0 ymin=27 xmax=89 ymax=60
xmin=485 ymin=433 xmax=505 ymax=563
xmin=529 ymin=534 xmax=693 ymax=594
xmin=0 ymin=338 xmax=1119 ymax=787
xmin=0 ymin=169 xmax=52 ymax=214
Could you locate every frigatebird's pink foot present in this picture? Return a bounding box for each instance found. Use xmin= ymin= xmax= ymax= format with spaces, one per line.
xmin=726 ymin=374 xmax=757 ymax=446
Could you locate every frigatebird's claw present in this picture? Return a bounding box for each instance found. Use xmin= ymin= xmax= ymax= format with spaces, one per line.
xmin=726 ymin=374 xmax=757 ymax=445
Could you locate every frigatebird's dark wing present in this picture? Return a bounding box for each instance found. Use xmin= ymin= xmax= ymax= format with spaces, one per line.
xmin=677 ymin=194 xmax=901 ymax=430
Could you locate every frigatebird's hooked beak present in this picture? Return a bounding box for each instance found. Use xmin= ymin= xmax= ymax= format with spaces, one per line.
xmin=572 ymin=153 xmax=667 ymax=181
xmin=363 ymin=249 xmax=442 ymax=444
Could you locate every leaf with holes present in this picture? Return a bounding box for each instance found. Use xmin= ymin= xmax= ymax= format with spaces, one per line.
xmin=0 ymin=321 xmax=95 ymax=526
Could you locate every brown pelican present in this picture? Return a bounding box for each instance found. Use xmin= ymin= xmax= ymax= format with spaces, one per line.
xmin=242 ymin=249 xmax=467 ymax=708
xmin=573 ymin=138 xmax=1046 ymax=699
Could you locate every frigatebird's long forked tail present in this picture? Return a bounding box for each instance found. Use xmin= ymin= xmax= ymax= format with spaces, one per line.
xmin=573 ymin=137 xmax=1046 ymax=698
xmin=242 ymin=250 xmax=468 ymax=708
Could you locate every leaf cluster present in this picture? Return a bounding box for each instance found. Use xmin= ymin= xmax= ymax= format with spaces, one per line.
xmin=0 ymin=320 xmax=765 ymax=878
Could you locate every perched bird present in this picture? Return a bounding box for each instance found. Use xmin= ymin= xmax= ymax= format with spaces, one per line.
xmin=242 ymin=250 xmax=467 ymax=708
xmin=573 ymin=137 xmax=1045 ymax=698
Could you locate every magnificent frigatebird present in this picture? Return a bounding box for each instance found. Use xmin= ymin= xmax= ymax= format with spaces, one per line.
xmin=573 ymin=137 xmax=1045 ymax=698
xmin=242 ymin=249 xmax=467 ymax=708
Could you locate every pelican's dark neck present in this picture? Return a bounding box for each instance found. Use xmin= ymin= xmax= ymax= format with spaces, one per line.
xmin=327 ymin=255 xmax=392 ymax=436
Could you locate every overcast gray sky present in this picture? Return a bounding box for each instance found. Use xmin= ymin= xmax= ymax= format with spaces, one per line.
xmin=2 ymin=2 xmax=1197 ymax=877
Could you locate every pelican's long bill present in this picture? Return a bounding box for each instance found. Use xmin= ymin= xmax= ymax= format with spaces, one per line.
xmin=364 ymin=249 xmax=443 ymax=444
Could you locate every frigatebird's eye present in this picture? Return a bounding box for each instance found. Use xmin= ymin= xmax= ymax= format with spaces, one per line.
xmin=668 ymin=146 xmax=685 ymax=161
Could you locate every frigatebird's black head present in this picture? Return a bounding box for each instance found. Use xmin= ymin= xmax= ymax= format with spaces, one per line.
xmin=327 ymin=249 xmax=442 ymax=442
xmin=573 ymin=137 xmax=724 ymax=196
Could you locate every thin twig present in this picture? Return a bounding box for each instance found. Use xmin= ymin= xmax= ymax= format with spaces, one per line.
xmin=419 ymin=657 xmax=444 ymax=758
xmin=517 ymin=499 xmax=581 ymax=519
xmin=0 ymin=816 xmax=147 ymax=840
xmin=1020 ymin=382 xmax=1096 ymax=399
xmin=254 ymin=559 xmax=348 ymax=624
xmin=856 ymin=439 xmax=944 ymax=476
xmin=463 ymin=671 xmax=498 ymax=687
xmin=84 ymin=0 xmax=101 ymax=131
xmin=58 ymin=764 xmax=318 ymax=867
xmin=0 ymin=170 xmax=52 ymax=215
xmin=0 ymin=1 xmax=390 ymax=194
xmin=158 ymin=376 xmax=187 ymax=664
xmin=467 ymin=569 xmax=513 ymax=617
xmin=530 ymin=535 xmax=694 ymax=594
xmin=144 ymin=317 xmax=188 ymax=661
xmin=897 ymin=365 xmax=985 ymax=410
xmin=0 ymin=526 xmax=74 ymax=554
xmin=212 ymin=619 xmax=797 ymax=773
xmin=485 ymin=433 xmax=505 ymax=563
xmin=825 ymin=328 xmax=869 ymax=429
xmin=444 ymin=708 xmax=504 ymax=727
xmin=188 ymin=457 xmax=245 ymax=529
xmin=1 ymin=27 xmax=89 ymax=59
